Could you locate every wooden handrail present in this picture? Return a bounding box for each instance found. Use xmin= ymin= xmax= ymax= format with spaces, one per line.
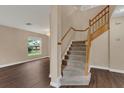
xmin=58 ymin=27 xmax=88 ymax=45
xmin=91 ymin=5 xmax=109 ymax=22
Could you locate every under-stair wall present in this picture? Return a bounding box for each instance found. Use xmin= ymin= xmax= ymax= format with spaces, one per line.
xmin=90 ymin=30 xmax=109 ymax=68
xmin=90 ymin=6 xmax=116 ymax=69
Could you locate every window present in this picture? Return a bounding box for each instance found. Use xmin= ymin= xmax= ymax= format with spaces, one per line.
xmin=28 ymin=37 xmax=41 ymax=56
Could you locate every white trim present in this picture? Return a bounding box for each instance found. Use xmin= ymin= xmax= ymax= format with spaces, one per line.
xmin=62 ymin=41 xmax=72 ymax=60
xmin=90 ymin=65 xmax=109 ymax=70
xmin=90 ymin=65 xmax=124 ymax=74
xmin=109 ymin=68 xmax=124 ymax=74
xmin=50 ymin=75 xmax=62 ymax=88
xmin=0 ymin=56 xmax=49 ymax=68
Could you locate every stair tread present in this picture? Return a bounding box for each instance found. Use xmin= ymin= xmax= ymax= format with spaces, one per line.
xmin=64 ymin=59 xmax=85 ymax=63
xmin=69 ymin=50 xmax=86 ymax=52
xmin=63 ymin=65 xmax=84 ymax=71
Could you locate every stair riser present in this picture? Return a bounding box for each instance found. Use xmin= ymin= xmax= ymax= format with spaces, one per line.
xmin=70 ymin=48 xmax=86 ymax=51
xmin=69 ymin=52 xmax=86 ymax=55
xmin=67 ymin=61 xmax=85 ymax=64
xmin=67 ymin=62 xmax=85 ymax=67
xmin=72 ymin=41 xmax=85 ymax=43
xmin=67 ymin=64 xmax=85 ymax=69
xmin=69 ymin=58 xmax=86 ymax=61
xmin=71 ymin=47 xmax=86 ymax=50
xmin=71 ymin=44 xmax=86 ymax=47
xmin=69 ymin=56 xmax=86 ymax=61
xmin=71 ymin=46 xmax=86 ymax=48
xmin=69 ymin=58 xmax=85 ymax=61
xmin=72 ymin=42 xmax=85 ymax=45
xmin=63 ymin=71 xmax=84 ymax=77
xmin=64 ymin=66 xmax=85 ymax=72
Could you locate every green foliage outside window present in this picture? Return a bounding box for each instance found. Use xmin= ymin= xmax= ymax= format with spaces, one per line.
xmin=28 ymin=38 xmax=41 ymax=56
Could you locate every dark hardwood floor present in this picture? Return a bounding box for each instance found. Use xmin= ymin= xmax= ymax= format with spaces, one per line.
xmin=0 ymin=58 xmax=50 ymax=88
xmin=0 ymin=58 xmax=124 ymax=88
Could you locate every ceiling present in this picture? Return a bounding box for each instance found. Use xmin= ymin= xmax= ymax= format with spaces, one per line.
xmin=0 ymin=5 xmax=50 ymax=35
xmin=112 ymin=5 xmax=124 ymax=17
xmin=80 ymin=5 xmax=99 ymax=11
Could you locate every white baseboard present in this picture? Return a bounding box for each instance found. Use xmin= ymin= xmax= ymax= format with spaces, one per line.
xmin=109 ymin=68 xmax=124 ymax=74
xmin=50 ymin=75 xmax=62 ymax=88
xmin=90 ymin=65 xmax=109 ymax=70
xmin=0 ymin=56 xmax=49 ymax=69
xmin=90 ymin=65 xmax=124 ymax=74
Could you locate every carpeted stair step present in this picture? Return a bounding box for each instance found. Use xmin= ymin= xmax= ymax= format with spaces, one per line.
xmin=69 ymin=51 xmax=86 ymax=55
xmin=63 ymin=65 xmax=84 ymax=73
xmin=61 ymin=74 xmax=91 ymax=85
xmin=67 ymin=60 xmax=85 ymax=66
xmin=68 ymin=55 xmax=86 ymax=61
xmin=71 ymin=43 xmax=86 ymax=46
xmin=70 ymin=47 xmax=86 ymax=51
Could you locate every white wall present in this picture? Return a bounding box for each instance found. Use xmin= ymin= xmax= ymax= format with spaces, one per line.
xmin=61 ymin=6 xmax=75 ymax=57
xmin=110 ymin=16 xmax=124 ymax=71
xmin=0 ymin=25 xmax=49 ymax=66
xmin=73 ymin=31 xmax=87 ymax=41
xmin=90 ymin=31 xmax=109 ymax=68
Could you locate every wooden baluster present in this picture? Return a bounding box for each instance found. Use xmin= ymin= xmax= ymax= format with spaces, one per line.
xmin=94 ymin=19 xmax=96 ymax=32
xmin=92 ymin=20 xmax=94 ymax=32
xmin=101 ymin=11 xmax=104 ymax=26
xmin=99 ymin=14 xmax=101 ymax=28
xmin=105 ymin=10 xmax=107 ymax=24
xmin=95 ymin=17 xmax=97 ymax=31
xmin=98 ymin=15 xmax=100 ymax=29
xmin=106 ymin=9 xmax=108 ymax=24
xmin=90 ymin=21 xmax=92 ymax=32
xmin=96 ymin=16 xmax=98 ymax=30
xmin=103 ymin=10 xmax=105 ymax=25
xmin=108 ymin=6 xmax=110 ymax=29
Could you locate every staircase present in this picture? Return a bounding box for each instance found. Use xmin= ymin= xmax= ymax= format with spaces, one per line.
xmin=58 ymin=5 xmax=111 ymax=87
xmin=61 ymin=41 xmax=91 ymax=85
